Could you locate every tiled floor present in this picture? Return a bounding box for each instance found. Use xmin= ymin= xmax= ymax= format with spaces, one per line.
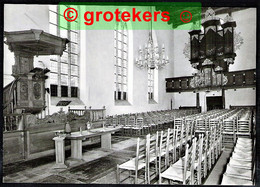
xmin=3 ymin=136 xmax=232 ymax=184
xmin=3 ymin=136 xmax=137 ymax=184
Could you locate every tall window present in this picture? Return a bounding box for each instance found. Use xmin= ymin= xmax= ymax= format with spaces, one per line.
xmin=49 ymin=5 xmax=79 ymax=98
xmin=148 ymin=68 xmax=154 ymax=100
xmin=114 ymin=21 xmax=128 ymax=101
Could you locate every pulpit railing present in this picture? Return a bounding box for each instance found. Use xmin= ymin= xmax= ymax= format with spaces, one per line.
xmin=68 ymin=106 xmax=106 ymax=122
xmin=3 ymin=114 xmax=24 ymax=132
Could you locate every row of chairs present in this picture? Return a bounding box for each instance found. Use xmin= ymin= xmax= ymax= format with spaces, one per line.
xmin=116 ymin=124 xmax=194 ymax=184
xmin=221 ymin=137 xmax=255 ymax=185
xmin=159 ymin=124 xmax=222 ymax=184
xmin=176 ymin=108 xmax=253 ymax=148
xmin=105 ymin=109 xmax=199 ymax=136
xmin=116 ymin=123 xmax=222 ymax=184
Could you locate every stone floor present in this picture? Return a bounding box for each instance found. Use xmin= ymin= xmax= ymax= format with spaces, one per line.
xmin=3 ymin=136 xmax=231 ymax=184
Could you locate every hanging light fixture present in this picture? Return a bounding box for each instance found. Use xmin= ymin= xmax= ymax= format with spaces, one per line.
xmin=135 ymin=7 xmax=169 ymax=70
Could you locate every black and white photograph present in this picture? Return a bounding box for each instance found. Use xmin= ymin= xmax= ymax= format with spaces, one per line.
xmin=1 ymin=0 xmax=258 ymax=185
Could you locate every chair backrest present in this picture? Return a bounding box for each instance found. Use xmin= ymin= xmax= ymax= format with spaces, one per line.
xmin=128 ymin=116 xmax=135 ymax=127
xmin=136 ymin=117 xmax=144 ymax=128
xmin=146 ymin=133 xmax=159 ymax=184
xmin=223 ymin=119 xmax=235 ymax=133
xmin=112 ymin=116 xmax=118 ymax=126
xmin=237 ymin=120 xmax=251 ymax=135
xmin=196 ymin=134 xmax=204 ymax=184
xmin=158 ymin=130 xmax=169 ymax=174
xmin=183 ymin=137 xmax=196 ymax=185
xmin=166 ymin=128 xmax=175 ymax=166
xmin=135 ymin=137 xmax=146 ymax=167
xmin=196 ymin=119 xmax=206 ymax=132
xmin=119 ymin=116 xmax=127 ymax=126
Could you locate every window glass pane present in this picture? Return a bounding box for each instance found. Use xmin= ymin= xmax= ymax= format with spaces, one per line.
xmin=50 ymin=73 xmax=58 ymax=84
xmin=118 ymin=42 xmax=122 ymax=49
xmin=49 ymin=5 xmax=57 ymax=12
xmin=61 ymin=52 xmax=68 ymax=63
xmin=123 ymin=84 xmax=127 ymax=91
xmin=49 ymin=24 xmax=57 ymax=35
xmin=118 ymin=49 xmax=122 ymax=57
xmin=122 ymin=68 xmax=127 ymax=76
xmin=49 ymin=11 xmax=57 ymax=24
xmin=61 ymin=86 xmax=68 ymax=97
xmin=61 ymin=74 xmax=68 ymax=85
xmin=61 ymin=63 xmax=68 ymax=74
xmin=123 ymin=52 xmax=127 ymax=60
xmin=71 ymin=87 xmax=78 ymax=97
xmin=50 ymin=61 xmax=58 ymax=72
xmin=117 ymin=58 xmax=121 ymax=66
xmin=60 ymin=29 xmax=68 ymax=38
xmin=71 ymin=54 xmax=78 ymax=65
xmin=71 ymin=76 xmax=78 ymax=87
xmin=71 ymin=43 xmax=78 ymax=54
xmin=117 ymin=67 xmax=121 ymax=75
xmin=50 ymin=55 xmax=58 ymax=61
xmin=71 ymin=65 xmax=78 ymax=76
xmin=70 ymin=32 xmax=78 ymax=43
xmin=50 ymin=84 xmax=58 ymax=97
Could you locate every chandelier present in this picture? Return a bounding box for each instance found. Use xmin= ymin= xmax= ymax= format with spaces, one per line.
xmin=188 ymin=7 xmax=241 ymax=89
xmin=135 ymin=7 xmax=169 ymax=70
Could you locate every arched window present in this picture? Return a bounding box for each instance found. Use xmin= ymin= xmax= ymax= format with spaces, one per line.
xmin=114 ymin=21 xmax=128 ymax=101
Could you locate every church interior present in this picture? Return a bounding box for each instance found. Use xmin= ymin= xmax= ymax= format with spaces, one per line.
xmin=3 ymin=4 xmax=257 ymax=185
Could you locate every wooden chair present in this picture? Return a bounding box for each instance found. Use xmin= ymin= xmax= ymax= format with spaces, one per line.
xmin=159 ymin=138 xmax=196 ymax=185
xmin=237 ymin=119 xmax=251 ymax=138
xmin=146 ymin=133 xmax=159 ymax=184
xmin=158 ymin=130 xmax=169 ymax=175
xmin=194 ymin=134 xmax=204 ymax=185
xmin=195 ymin=119 xmax=207 ymax=133
xmin=142 ymin=116 xmax=151 ymax=135
xmin=116 ymin=137 xmax=147 ymax=184
xmin=133 ymin=117 xmax=143 ymax=136
xmin=127 ymin=116 xmax=135 ymax=136
xmin=166 ymin=128 xmax=176 ymax=166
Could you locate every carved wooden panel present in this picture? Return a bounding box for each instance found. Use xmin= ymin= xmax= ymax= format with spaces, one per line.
xmin=33 ymin=82 xmax=41 ymax=100
xmin=20 ymin=81 xmax=28 ymax=100
xmin=166 ymin=69 xmax=256 ymax=92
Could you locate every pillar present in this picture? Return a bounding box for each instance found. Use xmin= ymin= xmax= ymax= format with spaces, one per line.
xmin=53 ymin=136 xmax=67 ymax=169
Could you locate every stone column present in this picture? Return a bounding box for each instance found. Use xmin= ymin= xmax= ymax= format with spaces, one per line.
xmin=53 ymin=136 xmax=67 ymax=169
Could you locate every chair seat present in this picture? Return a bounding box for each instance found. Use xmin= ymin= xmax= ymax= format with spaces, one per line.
xmin=221 ymin=173 xmax=253 ymax=185
xmin=161 ymin=166 xmax=191 ymax=182
xmin=229 ymin=157 xmax=252 ymax=170
xmin=237 ymin=138 xmax=252 ymax=144
xmin=234 ymin=147 xmax=252 ymax=155
xmin=226 ymin=164 xmax=252 ymax=180
xmin=235 ymin=143 xmax=252 ymax=151
xmin=172 ymin=157 xmax=185 ymax=168
xmin=232 ymin=152 xmax=252 ymax=162
xmin=119 ymin=158 xmax=146 ymax=171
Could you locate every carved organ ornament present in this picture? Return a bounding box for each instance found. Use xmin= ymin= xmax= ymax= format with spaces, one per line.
xmin=187 ymin=8 xmax=243 ymax=90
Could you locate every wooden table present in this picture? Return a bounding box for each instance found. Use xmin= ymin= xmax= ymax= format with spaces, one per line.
xmin=65 ymin=126 xmax=121 ymax=160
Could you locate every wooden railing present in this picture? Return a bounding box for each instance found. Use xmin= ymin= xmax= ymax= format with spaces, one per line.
xmin=166 ymin=69 xmax=256 ymax=92
xmin=68 ymin=106 xmax=106 ymax=122
xmin=3 ymin=114 xmax=24 ymax=132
